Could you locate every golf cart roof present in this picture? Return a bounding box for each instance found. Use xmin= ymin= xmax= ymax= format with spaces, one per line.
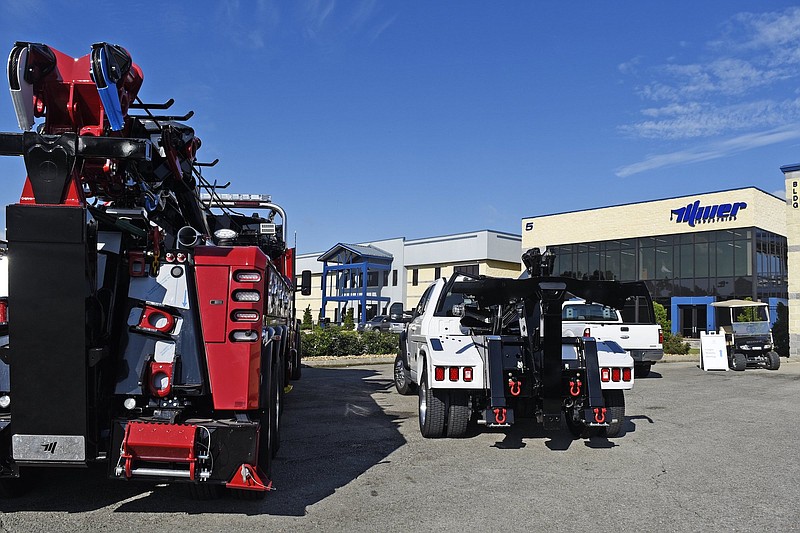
xmin=710 ymin=299 xmax=767 ymax=308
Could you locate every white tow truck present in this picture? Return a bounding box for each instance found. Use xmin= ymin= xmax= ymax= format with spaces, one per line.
xmin=394 ymin=250 xmax=636 ymax=439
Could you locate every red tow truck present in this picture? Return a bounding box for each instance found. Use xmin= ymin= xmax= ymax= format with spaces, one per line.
xmin=0 ymin=42 xmax=310 ymax=499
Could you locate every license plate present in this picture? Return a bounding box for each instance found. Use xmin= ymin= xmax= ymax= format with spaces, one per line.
xmin=12 ymin=434 xmax=86 ymax=461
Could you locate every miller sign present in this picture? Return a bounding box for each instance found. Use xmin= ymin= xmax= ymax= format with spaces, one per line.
xmin=670 ymin=200 xmax=747 ymax=227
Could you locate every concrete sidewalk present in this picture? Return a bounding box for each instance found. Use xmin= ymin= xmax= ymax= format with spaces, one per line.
xmin=304 ymin=352 xmax=795 ymax=368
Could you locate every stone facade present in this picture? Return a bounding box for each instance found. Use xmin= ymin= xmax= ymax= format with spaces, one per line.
xmin=782 ymin=170 xmax=800 ymax=357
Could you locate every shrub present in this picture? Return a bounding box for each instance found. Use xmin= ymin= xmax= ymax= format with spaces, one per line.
xmin=300 ymin=326 xmax=399 ymax=357
xmin=773 ymin=302 xmax=789 ymax=356
xmin=653 ymin=302 xmax=690 ymax=354
xmin=361 ymin=330 xmax=400 ymax=354
xmin=663 ymin=332 xmax=691 ymax=355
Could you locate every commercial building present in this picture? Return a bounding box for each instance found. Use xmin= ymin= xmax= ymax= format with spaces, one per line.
xmin=521 ymin=187 xmax=789 ymax=339
xmin=296 ymin=230 xmax=521 ymax=325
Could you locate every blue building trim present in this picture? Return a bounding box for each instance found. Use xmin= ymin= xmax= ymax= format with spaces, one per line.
xmin=671 ymin=296 xmax=716 ymax=335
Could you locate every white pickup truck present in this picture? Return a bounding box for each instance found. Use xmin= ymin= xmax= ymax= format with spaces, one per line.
xmin=394 ymin=272 xmax=635 ymax=439
xmin=561 ymin=298 xmax=663 ymax=378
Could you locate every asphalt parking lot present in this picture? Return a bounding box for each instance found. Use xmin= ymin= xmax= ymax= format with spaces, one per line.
xmin=0 ymin=359 xmax=799 ymax=532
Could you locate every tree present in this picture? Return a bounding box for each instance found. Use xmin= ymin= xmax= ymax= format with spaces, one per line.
xmin=735 ymin=297 xmax=760 ymax=323
xmin=653 ymin=302 xmax=690 ymax=355
xmin=773 ymin=302 xmax=789 ymax=356
xmin=301 ymin=306 xmax=313 ymax=329
xmin=343 ymin=307 xmax=355 ymax=330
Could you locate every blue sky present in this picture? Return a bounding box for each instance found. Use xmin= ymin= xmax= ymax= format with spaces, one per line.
xmin=1 ymin=1 xmax=799 ymax=253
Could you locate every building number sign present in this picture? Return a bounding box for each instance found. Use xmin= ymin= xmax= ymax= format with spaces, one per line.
xmin=793 ymin=181 xmax=799 ymax=209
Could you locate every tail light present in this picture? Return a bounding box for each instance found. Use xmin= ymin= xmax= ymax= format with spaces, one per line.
xmin=0 ymin=297 xmax=7 ymax=324
xmin=622 ymin=368 xmax=632 ymax=382
xmin=232 ymin=310 xmax=260 ymax=322
xmin=234 ymin=270 xmax=262 ymax=283
xmin=583 ymin=328 xmax=591 ymax=337
xmin=658 ymin=328 xmax=663 ymax=344
xmin=232 ymin=289 xmax=260 ymax=302
xmin=463 ymin=367 xmax=473 ymax=382
xmin=600 ymin=368 xmax=610 ymax=382
xmin=449 ymin=367 xmax=459 ymax=382
xmin=434 ymin=366 xmax=445 ymax=381
xmin=611 ymin=367 xmax=621 ymax=382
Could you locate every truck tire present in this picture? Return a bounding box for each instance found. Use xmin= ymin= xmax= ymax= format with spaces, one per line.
xmin=446 ymin=391 xmax=470 ymax=437
xmin=270 ymin=353 xmax=283 ymax=458
xmin=601 ymin=390 xmax=625 ymax=438
xmin=731 ymin=352 xmax=747 ymax=371
xmin=394 ymin=352 xmax=417 ymax=395
xmin=565 ymin=408 xmax=588 ymax=439
xmin=290 ymin=329 xmax=302 ymax=380
xmin=634 ymin=363 xmax=652 ymax=378
xmin=766 ymin=351 xmax=781 ymax=370
xmin=419 ymin=370 xmax=447 ymax=438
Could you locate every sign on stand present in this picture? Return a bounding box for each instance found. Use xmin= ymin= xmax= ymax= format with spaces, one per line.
xmin=700 ymin=332 xmax=728 ymax=371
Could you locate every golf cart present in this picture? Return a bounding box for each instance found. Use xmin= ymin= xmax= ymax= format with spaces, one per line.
xmin=711 ymin=299 xmax=780 ymax=371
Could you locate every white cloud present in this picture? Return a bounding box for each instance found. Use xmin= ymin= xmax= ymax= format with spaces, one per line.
xmin=617 ymin=6 xmax=800 ymax=176
xmin=615 ymin=126 xmax=800 ymax=177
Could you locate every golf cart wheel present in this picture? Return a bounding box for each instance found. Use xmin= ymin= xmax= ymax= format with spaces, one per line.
xmin=731 ymin=352 xmax=747 ymax=371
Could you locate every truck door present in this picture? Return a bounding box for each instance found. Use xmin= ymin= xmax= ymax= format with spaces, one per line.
xmin=407 ymin=284 xmax=435 ymax=369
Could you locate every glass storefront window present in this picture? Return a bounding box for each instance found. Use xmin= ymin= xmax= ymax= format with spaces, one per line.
xmin=639 ymin=247 xmax=655 ymax=280
xmin=545 ymin=226 xmax=784 ymax=300
xmin=621 ymin=249 xmax=636 ymax=280
xmin=655 ymin=246 xmax=673 ymax=279
xmin=694 ymin=241 xmax=709 ymax=278
xmin=734 ymin=240 xmax=752 ymax=276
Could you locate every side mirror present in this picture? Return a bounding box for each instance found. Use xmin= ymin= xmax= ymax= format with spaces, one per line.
xmin=299 ymin=270 xmax=312 ymax=296
xmin=388 ymin=302 xmax=404 ymax=321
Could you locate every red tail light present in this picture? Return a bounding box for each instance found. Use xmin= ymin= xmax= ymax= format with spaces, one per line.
xmin=622 ymin=368 xmax=632 ymax=382
xmin=434 ymin=366 xmax=445 ymax=381
xmin=601 ymin=368 xmax=610 ymax=382
xmin=659 ymin=328 xmax=663 ymax=344
xmin=449 ymin=367 xmax=459 ymax=381
xmin=583 ymin=327 xmax=591 ymax=337
xmin=611 ymin=367 xmax=621 ymax=382
xmin=0 ymin=297 xmax=7 ymax=324
xmin=463 ymin=367 xmax=473 ymax=382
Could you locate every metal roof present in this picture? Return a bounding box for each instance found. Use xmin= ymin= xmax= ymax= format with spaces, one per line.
xmin=317 ymin=243 xmax=393 ymax=263
xmin=710 ymin=299 xmax=767 ymax=308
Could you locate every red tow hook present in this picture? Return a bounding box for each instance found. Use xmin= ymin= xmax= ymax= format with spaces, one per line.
xmin=569 ymin=379 xmax=582 ymax=397
xmin=508 ymin=379 xmax=522 ymax=397
xmin=593 ymin=407 xmax=607 ymax=424
xmin=493 ymin=408 xmax=507 ymax=424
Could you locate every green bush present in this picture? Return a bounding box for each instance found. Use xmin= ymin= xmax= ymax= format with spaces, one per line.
xmin=653 ymin=302 xmax=690 ymax=354
xmin=300 ymin=326 xmax=399 ymax=357
xmin=663 ymin=332 xmax=691 ymax=355
xmin=361 ymin=329 xmax=400 ymax=354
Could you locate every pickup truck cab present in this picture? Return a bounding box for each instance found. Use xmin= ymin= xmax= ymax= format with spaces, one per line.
xmin=561 ymin=298 xmax=663 ymax=378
